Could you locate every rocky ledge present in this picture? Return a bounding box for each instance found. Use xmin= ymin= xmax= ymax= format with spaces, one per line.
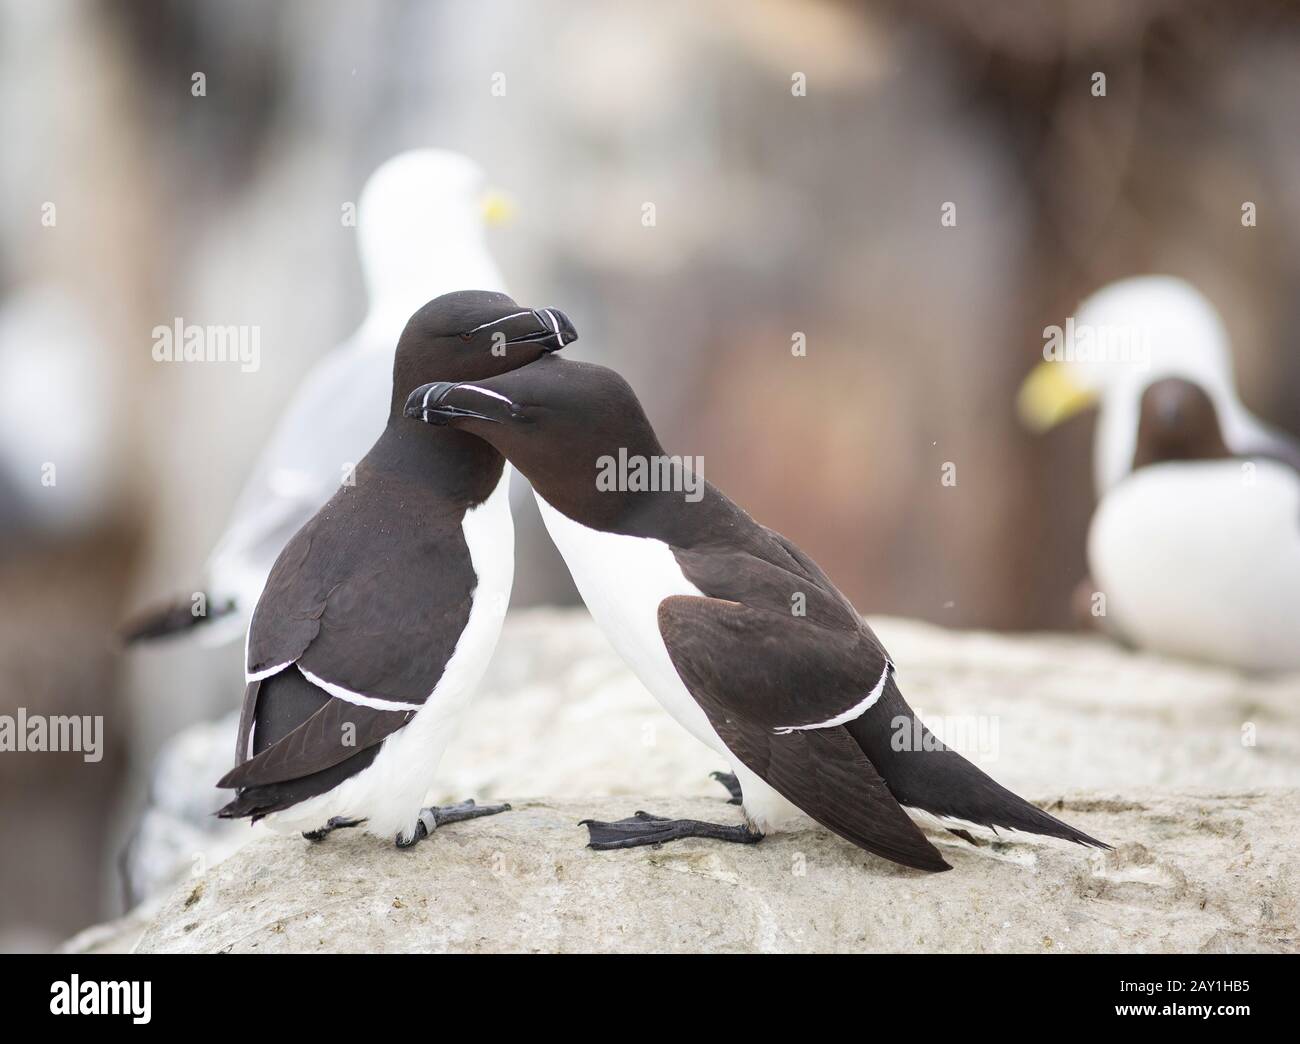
xmin=129 ymin=790 xmax=1295 ymax=953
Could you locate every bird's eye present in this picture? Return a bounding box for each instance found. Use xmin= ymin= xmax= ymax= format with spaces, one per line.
xmin=459 ymin=332 xmax=473 ymax=342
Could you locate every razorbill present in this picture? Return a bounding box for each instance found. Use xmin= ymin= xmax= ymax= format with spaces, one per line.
xmin=216 ymin=291 xmax=577 ymax=846
xmin=124 ymin=149 xmax=512 ymax=643
xmin=404 ymin=357 xmax=1106 ymax=872
xmin=1019 ymin=275 xmax=1300 ymax=671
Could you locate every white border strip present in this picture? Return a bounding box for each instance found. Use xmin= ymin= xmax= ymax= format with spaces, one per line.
xmin=774 ymin=659 xmax=892 ymax=735
xmin=247 ymin=660 xmax=291 ymax=683
xmin=466 ymin=310 xmax=531 ymax=334
xmin=460 ymin=385 xmax=513 ymax=405
xmin=299 ymin=666 xmax=424 ymax=711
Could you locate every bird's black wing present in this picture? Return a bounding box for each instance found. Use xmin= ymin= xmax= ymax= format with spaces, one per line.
xmin=657 ymin=594 xmax=949 ymax=872
xmin=245 ymin=497 xmax=478 ymax=703
xmin=218 ymin=684 xmax=412 ymax=789
xmin=227 ymin=484 xmax=478 ymax=791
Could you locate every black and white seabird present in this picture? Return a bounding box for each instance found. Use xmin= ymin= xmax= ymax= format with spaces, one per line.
xmin=1019 ymin=275 xmax=1300 ymax=671
xmin=404 ymin=357 xmax=1106 ymax=872
xmin=216 ymin=291 xmax=577 ymax=846
xmin=124 ymin=150 xmax=513 ymax=644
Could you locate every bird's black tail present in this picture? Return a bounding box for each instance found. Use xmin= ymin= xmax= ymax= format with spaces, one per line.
xmin=847 ymin=677 xmax=1109 ymax=849
xmin=120 ymin=593 xmax=236 ymax=644
xmin=216 ymin=789 xmax=281 ymax=822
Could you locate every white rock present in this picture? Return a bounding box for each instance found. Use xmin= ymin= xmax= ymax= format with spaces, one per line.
xmin=128 ymin=791 xmax=1297 ymax=954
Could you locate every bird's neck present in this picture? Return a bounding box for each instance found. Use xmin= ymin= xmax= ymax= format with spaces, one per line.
xmin=530 ymin=459 xmax=721 ymax=545
xmin=370 ymin=417 xmax=504 ymax=499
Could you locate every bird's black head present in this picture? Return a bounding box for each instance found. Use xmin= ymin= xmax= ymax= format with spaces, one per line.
xmin=389 ymin=290 xmax=576 ymax=416
xmin=402 ymin=356 xmax=670 ymax=525
xmin=1131 ymin=377 xmax=1231 ymax=470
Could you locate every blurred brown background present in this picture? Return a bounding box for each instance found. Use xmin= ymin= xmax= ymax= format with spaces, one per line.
xmin=2 ymin=0 xmax=1298 ymax=948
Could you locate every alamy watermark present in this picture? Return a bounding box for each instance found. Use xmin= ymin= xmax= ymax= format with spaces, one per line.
xmin=0 ymin=708 xmax=103 ymax=762
xmin=892 ymin=709 xmax=999 ymax=763
xmin=596 ymin=448 xmax=704 ymax=503
xmin=1042 ymin=316 xmax=1151 ymax=371
xmin=152 ymin=318 xmax=261 ymax=372
xmin=50 ymin=976 xmax=150 ymax=1024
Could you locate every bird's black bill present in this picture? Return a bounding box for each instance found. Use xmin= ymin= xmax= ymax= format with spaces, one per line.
xmin=508 ymin=308 xmax=577 ymax=352
xmin=403 ymin=382 xmax=504 ymax=425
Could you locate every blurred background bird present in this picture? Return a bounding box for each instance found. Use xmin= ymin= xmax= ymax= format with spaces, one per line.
xmin=1019 ymin=276 xmax=1300 ymax=671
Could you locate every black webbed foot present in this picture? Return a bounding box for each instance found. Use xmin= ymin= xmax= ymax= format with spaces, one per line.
xmin=710 ymin=771 xmax=744 ymax=805
xmin=395 ymin=799 xmax=512 ymax=848
xmin=302 ymin=816 xmax=366 ymax=842
xmin=580 ymin=809 xmax=763 ymax=850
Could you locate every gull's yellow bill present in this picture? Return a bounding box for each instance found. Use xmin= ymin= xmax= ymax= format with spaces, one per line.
xmin=1016 ymin=360 xmax=1098 ymax=432
xmin=479 ymin=188 xmax=517 ymax=227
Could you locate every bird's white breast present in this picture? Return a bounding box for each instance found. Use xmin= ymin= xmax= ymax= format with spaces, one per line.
xmin=535 ymin=495 xmax=723 ymax=751
xmin=1088 ymin=458 xmax=1300 ymax=671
